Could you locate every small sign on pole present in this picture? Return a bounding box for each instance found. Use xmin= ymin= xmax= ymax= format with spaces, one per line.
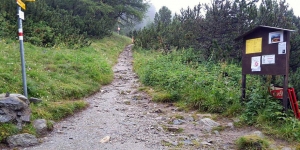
xmin=18 ymin=10 xmax=25 ymax=20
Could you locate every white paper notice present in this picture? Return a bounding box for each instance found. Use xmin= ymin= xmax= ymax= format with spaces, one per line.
xmin=19 ymin=10 xmax=25 ymax=20
xmin=251 ymin=56 xmax=261 ymax=72
xmin=278 ymin=42 xmax=286 ymax=54
xmin=262 ymin=55 xmax=275 ymax=64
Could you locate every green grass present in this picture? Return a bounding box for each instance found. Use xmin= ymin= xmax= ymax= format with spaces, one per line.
xmin=0 ymin=33 xmax=131 ymax=141
xmin=0 ymin=123 xmax=19 ymax=141
xmin=236 ymin=135 xmax=270 ymax=150
xmin=133 ymin=48 xmax=244 ymax=115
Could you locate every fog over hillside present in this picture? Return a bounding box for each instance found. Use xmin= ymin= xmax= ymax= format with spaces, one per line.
xmin=134 ymin=3 xmax=156 ymax=30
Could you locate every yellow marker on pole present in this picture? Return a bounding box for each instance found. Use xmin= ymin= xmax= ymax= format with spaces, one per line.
xmin=16 ymin=0 xmax=26 ymax=10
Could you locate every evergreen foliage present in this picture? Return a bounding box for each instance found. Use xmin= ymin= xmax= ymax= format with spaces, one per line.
xmin=132 ymin=0 xmax=299 ymax=62
xmin=132 ymin=0 xmax=300 ymax=98
xmin=0 ymin=0 xmax=148 ymax=48
xmin=154 ymin=6 xmax=172 ymax=27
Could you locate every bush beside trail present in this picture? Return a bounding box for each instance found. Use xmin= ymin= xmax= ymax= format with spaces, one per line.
xmin=133 ymin=48 xmax=300 ymax=142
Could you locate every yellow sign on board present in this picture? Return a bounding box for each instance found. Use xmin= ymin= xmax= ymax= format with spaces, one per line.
xmin=17 ymin=0 xmax=26 ymax=10
xmin=246 ymin=38 xmax=262 ymax=54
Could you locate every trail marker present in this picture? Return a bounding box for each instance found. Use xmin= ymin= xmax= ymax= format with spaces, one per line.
xmin=16 ymin=0 xmax=35 ymax=98
xmin=17 ymin=0 xmax=26 ymax=10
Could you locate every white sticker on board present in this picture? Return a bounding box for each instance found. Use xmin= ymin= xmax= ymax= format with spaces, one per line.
xmin=251 ymin=56 xmax=261 ymax=71
xmin=278 ymin=42 xmax=286 ymax=54
xmin=262 ymin=55 xmax=275 ymax=64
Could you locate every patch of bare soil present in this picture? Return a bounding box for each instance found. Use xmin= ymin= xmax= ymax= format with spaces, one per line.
xmin=19 ymin=44 xmax=293 ymax=150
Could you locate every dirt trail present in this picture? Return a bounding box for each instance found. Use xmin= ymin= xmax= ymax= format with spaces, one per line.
xmin=21 ymin=45 xmax=291 ymax=150
xmin=22 ymin=44 xmax=166 ymax=150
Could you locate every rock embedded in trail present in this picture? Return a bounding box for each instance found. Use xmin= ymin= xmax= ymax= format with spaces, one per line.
xmin=165 ymin=125 xmax=182 ymax=132
xmin=227 ymin=122 xmax=235 ymax=129
xmin=33 ymin=119 xmax=48 ymax=136
xmin=0 ymin=96 xmax=27 ymax=111
xmin=201 ymin=141 xmax=212 ymax=146
xmin=152 ymin=109 xmax=163 ymax=113
xmin=100 ymin=136 xmax=110 ymax=143
xmin=281 ymin=147 xmax=293 ymax=150
xmin=29 ymin=97 xmax=42 ymax=104
xmin=173 ymin=119 xmax=186 ymax=125
xmin=183 ymin=139 xmax=193 ymax=145
xmin=214 ymin=130 xmax=220 ymax=136
xmin=123 ymin=100 xmax=131 ymax=105
xmin=253 ymin=131 xmax=264 ymax=138
xmin=162 ymin=139 xmax=178 ymax=146
xmin=0 ymin=93 xmax=29 ymax=104
xmin=199 ymin=118 xmax=220 ymax=132
xmin=0 ymin=107 xmax=16 ymax=122
xmin=0 ymin=94 xmax=31 ymax=124
xmin=7 ymin=133 xmax=39 ymax=147
xmin=185 ymin=116 xmax=195 ymax=122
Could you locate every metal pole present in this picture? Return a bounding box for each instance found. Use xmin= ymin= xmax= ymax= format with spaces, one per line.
xmin=17 ymin=6 xmax=28 ymax=98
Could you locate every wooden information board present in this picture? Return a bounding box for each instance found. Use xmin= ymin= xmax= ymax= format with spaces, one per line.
xmin=235 ymin=25 xmax=294 ymax=111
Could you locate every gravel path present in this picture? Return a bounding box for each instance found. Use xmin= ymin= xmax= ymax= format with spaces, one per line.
xmin=20 ymin=44 xmax=293 ymax=150
xmin=23 ymin=44 xmax=167 ymax=150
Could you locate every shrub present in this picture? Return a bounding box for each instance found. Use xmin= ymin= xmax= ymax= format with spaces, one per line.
xmin=134 ymin=48 xmax=243 ymax=115
xmin=236 ymin=135 xmax=270 ymax=150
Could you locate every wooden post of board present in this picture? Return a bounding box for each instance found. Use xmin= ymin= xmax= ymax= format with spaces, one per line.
xmin=282 ymin=31 xmax=291 ymax=112
xmin=283 ymin=75 xmax=288 ymax=112
xmin=242 ymin=74 xmax=246 ymax=103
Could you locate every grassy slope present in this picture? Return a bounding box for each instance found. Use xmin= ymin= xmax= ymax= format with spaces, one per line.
xmin=133 ymin=48 xmax=244 ymax=115
xmin=0 ymin=33 xmax=131 ymax=140
xmin=132 ymin=48 xmax=300 ymax=145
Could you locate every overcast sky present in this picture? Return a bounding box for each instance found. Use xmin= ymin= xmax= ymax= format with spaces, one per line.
xmin=149 ymin=0 xmax=300 ymax=17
